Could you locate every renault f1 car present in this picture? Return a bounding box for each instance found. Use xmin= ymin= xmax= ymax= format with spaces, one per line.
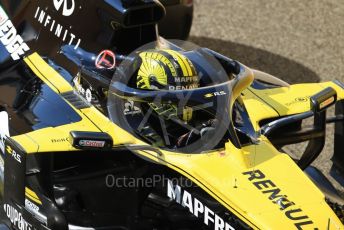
xmin=0 ymin=0 xmax=344 ymax=230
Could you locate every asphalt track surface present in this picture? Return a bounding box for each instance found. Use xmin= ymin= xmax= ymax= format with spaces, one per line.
xmin=189 ymin=0 xmax=344 ymax=194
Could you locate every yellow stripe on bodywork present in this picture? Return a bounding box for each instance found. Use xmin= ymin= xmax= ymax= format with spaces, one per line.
xmin=79 ymin=107 xmax=135 ymax=146
xmin=25 ymin=187 xmax=42 ymax=205
xmin=12 ymin=107 xmax=136 ymax=153
xmin=13 ymin=53 xmax=136 ymax=153
xmin=24 ymin=53 xmax=73 ymax=94
xmin=25 ymin=187 xmax=39 ymax=199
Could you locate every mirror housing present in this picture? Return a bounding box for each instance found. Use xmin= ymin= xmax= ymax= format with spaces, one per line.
xmin=69 ymin=131 xmax=113 ymax=149
xmin=310 ymin=87 xmax=337 ymax=113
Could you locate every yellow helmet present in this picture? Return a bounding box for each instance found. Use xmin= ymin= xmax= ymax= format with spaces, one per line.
xmin=137 ymin=49 xmax=199 ymax=90
xmin=137 ymin=49 xmax=199 ymax=121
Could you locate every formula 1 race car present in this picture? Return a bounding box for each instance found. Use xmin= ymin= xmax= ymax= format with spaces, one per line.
xmin=0 ymin=0 xmax=344 ymax=230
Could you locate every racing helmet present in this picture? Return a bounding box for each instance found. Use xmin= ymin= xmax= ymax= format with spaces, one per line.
xmin=136 ymin=49 xmax=199 ymax=122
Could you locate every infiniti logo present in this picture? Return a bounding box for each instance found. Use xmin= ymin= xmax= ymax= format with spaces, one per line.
xmin=34 ymin=6 xmax=82 ymax=49
xmin=53 ymin=0 xmax=75 ymax=16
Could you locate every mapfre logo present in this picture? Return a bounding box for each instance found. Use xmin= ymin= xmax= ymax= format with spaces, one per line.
xmin=53 ymin=0 xmax=75 ymax=16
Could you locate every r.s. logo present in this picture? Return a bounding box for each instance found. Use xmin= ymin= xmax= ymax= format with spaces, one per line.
xmin=53 ymin=0 xmax=75 ymax=17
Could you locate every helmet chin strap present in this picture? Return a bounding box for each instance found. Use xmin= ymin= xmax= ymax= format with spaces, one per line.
xmin=149 ymin=76 xmax=166 ymax=89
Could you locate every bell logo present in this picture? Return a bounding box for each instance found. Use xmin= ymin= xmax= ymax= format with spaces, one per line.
xmin=53 ymin=0 xmax=75 ymax=16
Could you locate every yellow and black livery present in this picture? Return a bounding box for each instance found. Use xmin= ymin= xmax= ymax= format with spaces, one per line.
xmin=0 ymin=1 xmax=344 ymax=230
xmin=0 ymin=49 xmax=344 ymax=229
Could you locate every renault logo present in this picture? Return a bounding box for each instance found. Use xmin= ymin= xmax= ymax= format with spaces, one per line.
xmin=53 ymin=0 xmax=75 ymax=16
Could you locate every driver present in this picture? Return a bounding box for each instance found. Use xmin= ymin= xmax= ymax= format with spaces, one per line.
xmin=137 ymin=49 xmax=199 ymax=122
xmin=135 ymin=49 xmax=218 ymax=148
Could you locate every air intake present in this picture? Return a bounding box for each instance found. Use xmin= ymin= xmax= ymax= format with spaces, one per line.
xmin=103 ymin=0 xmax=166 ymax=27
